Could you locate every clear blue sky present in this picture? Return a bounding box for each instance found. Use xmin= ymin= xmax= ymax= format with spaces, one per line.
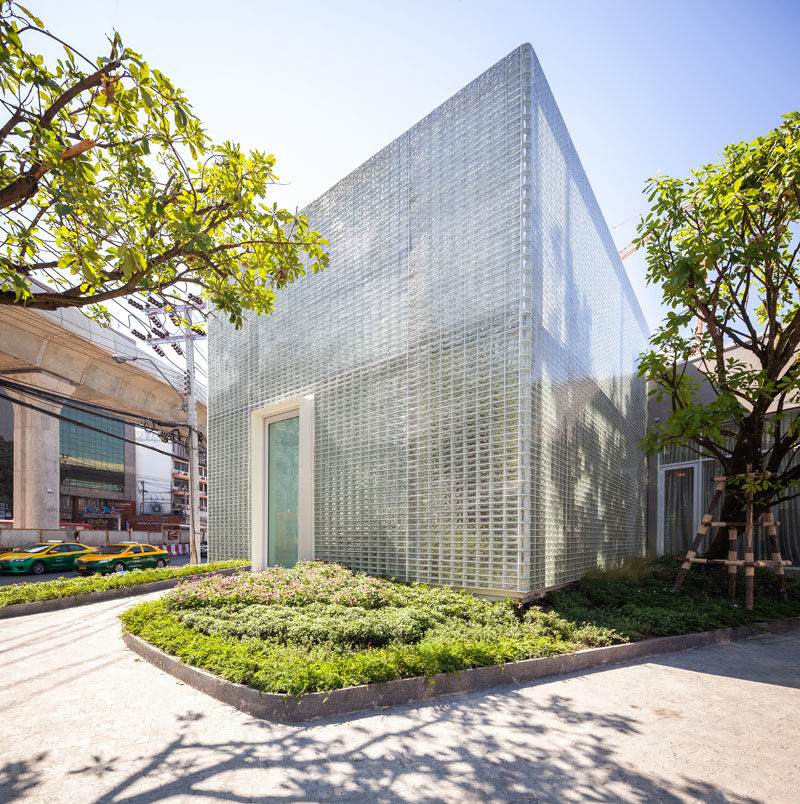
xmin=35 ymin=0 xmax=800 ymax=329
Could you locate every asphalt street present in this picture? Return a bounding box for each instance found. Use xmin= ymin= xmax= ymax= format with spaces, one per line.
xmin=0 ymin=552 xmax=201 ymax=586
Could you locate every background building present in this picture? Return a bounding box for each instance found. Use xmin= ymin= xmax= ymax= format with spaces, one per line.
xmin=170 ymin=442 xmax=208 ymax=535
xmin=0 ymin=300 xmax=206 ymax=530
xmin=647 ymin=350 xmax=800 ymax=566
xmin=209 ymin=44 xmax=650 ymax=597
xmin=0 ymin=397 xmax=13 ymax=520
xmin=59 ymin=406 xmax=136 ymax=526
xmin=134 ymin=431 xmax=207 ymax=536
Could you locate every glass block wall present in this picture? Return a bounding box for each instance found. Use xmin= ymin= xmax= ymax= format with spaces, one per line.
xmin=209 ymin=44 xmax=649 ymax=596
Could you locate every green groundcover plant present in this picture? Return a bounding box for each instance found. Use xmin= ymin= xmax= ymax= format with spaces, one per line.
xmin=120 ymin=559 xmax=800 ymax=696
xmin=549 ymin=557 xmax=800 ymax=641
xmin=0 ymin=559 xmax=249 ymax=607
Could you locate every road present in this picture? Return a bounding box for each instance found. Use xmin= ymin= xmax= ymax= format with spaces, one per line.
xmin=0 ymin=553 xmax=203 ymax=586
xmin=1 ymin=593 xmax=798 ymax=803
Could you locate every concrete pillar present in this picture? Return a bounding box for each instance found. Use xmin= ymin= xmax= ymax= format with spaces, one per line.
xmin=9 ymin=372 xmax=75 ymax=529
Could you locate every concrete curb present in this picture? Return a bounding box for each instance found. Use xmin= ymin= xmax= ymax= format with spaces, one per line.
xmin=0 ymin=566 xmax=250 ymax=619
xmin=123 ymin=619 xmax=797 ymax=724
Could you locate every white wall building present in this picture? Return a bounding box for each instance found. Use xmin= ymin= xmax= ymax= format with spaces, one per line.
xmin=134 ymin=428 xmax=173 ymax=516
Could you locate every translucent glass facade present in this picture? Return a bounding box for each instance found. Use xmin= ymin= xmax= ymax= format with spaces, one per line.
xmin=209 ymin=45 xmax=649 ymax=595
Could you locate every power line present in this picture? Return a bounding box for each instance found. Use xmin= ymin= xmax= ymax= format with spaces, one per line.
xmin=0 ymin=375 xmax=191 ymax=435
xmin=0 ymin=390 xmax=180 ymax=459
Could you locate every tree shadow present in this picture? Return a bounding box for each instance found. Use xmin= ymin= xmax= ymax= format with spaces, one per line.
xmin=0 ymin=752 xmax=48 ymax=802
xmin=65 ymin=693 xmax=764 ymax=804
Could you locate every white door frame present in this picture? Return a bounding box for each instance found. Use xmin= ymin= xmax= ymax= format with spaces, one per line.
xmin=657 ymin=459 xmax=703 ymax=554
xmin=250 ymin=395 xmax=314 ymax=570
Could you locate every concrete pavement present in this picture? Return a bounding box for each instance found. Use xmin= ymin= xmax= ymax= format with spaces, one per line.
xmin=1 ymin=593 xmax=798 ymax=804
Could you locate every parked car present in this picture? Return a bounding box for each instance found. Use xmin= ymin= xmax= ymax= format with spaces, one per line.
xmin=0 ymin=541 xmax=96 ymax=575
xmin=75 ymin=543 xmax=171 ymax=574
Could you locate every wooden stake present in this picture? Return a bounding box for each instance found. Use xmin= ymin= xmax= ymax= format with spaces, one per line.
xmin=764 ymin=511 xmax=788 ymax=601
xmin=744 ymin=467 xmax=754 ymax=611
xmin=672 ymin=480 xmax=726 ymax=592
xmin=727 ymin=527 xmax=737 ymax=600
xmin=673 ymin=471 xmax=790 ymax=606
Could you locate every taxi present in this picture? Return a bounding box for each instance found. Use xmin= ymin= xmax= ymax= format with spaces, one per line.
xmin=75 ymin=542 xmax=170 ymax=574
xmin=0 ymin=541 xmax=96 ymax=574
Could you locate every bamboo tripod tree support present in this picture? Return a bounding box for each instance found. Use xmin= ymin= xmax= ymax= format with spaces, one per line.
xmin=671 ymin=469 xmax=791 ymax=610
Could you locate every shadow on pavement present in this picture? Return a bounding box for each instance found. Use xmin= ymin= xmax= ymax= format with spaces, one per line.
xmin=64 ymin=695 xmax=763 ymax=804
xmin=0 ymin=753 xmax=49 ymax=802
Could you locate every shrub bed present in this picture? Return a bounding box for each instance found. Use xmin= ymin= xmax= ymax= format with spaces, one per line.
xmin=120 ymin=559 xmax=800 ymax=696
xmin=121 ymin=562 xmax=623 ymax=695
xmin=0 ymin=560 xmax=250 ymax=608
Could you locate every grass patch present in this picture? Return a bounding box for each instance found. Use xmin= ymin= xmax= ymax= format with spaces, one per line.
xmin=0 ymin=560 xmax=250 ymax=608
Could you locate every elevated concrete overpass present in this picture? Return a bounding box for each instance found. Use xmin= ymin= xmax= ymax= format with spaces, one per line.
xmin=0 ymin=304 xmax=207 ymax=528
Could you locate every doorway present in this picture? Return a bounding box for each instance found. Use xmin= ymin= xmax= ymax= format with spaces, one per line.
xmin=658 ymin=459 xmax=721 ymax=554
xmin=250 ymin=396 xmax=314 ymax=570
xmin=265 ymin=413 xmax=299 ymax=566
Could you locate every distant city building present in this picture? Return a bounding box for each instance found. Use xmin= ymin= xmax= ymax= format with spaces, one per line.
xmin=170 ymin=441 xmax=208 ymax=534
xmin=0 ymin=397 xmax=13 ymax=520
xmin=59 ymin=406 xmax=135 ymax=526
xmin=133 ymin=431 xmax=207 ymax=536
xmin=209 ymin=45 xmax=649 ymax=597
xmin=0 ymin=381 xmax=207 ymax=535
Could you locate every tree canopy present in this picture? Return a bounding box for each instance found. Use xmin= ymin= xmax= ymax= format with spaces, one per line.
xmin=0 ymin=2 xmax=327 ymax=326
xmin=638 ymin=111 xmax=800 ymax=548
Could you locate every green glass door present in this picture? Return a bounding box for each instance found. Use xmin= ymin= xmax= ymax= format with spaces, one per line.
xmin=267 ymin=416 xmax=299 ymax=566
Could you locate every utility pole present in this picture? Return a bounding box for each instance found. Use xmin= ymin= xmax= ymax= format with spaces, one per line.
xmin=139 ymin=480 xmax=146 ymax=514
xmin=138 ymin=300 xmax=207 ymax=564
xmin=185 ymin=312 xmax=202 ymax=565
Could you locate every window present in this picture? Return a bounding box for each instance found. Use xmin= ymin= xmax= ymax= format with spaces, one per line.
xmin=128 ymin=545 xmax=143 ymax=554
xmin=59 ymin=406 xmax=125 ymax=491
xmin=658 ymin=446 xmax=800 ymax=565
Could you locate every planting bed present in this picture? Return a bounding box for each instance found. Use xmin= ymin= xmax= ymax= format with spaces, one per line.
xmin=120 ymin=558 xmax=800 ymax=699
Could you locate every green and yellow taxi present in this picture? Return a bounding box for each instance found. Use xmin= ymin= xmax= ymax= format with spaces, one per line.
xmin=75 ymin=543 xmax=170 ymax=574
xmin=0 ymin=541 xmax=97 ymax=575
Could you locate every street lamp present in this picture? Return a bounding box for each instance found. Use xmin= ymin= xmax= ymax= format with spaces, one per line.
xmin=111 ymin=354 xmax=187 ymax=411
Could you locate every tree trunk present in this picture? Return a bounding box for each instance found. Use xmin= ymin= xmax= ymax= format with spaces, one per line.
xmin=705 ymin=418 xmax=763 ymax=558
xmin=706 ymin=493 xmax=744 ymax=558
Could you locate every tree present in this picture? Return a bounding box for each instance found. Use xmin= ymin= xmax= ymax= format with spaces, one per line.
xmin=638 ymin=112 xmax=800 ymax=557
xmin=0 ymin=2 xmax=327 ymax=327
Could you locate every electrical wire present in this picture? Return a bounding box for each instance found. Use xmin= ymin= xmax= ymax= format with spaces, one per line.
xmin=0 ymin=375 xmax=190 ymax=432
xmin=0 ymin=390 xmax=181 ymax=458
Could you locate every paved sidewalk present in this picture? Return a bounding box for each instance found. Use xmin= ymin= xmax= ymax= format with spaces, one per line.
xmin=1 ymin=596 xmax=798 ymax=804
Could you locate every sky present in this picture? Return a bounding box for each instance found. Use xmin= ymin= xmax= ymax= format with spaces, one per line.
xmin=31 ymin=0 xmax=800 ymax=330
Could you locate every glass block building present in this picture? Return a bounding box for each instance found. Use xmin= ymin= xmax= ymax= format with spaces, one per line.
xmin=209 ymin=44 xmax=649 ymax=597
